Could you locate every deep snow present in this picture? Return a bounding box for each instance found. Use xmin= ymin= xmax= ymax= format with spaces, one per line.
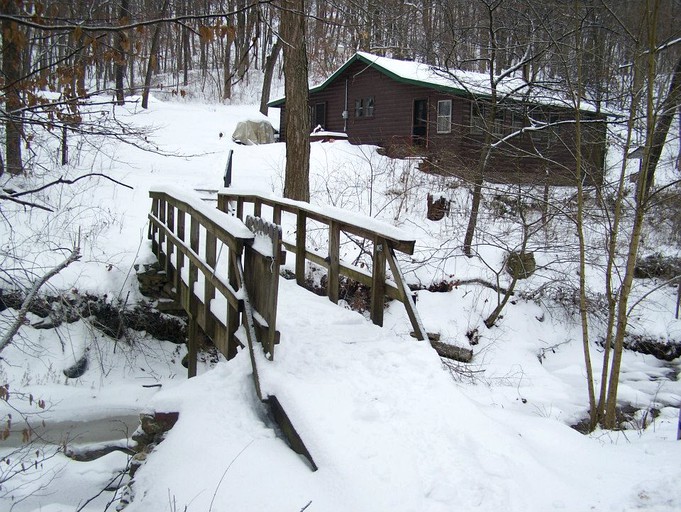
xmin=0 ymin=93 xmax=680 ymax=512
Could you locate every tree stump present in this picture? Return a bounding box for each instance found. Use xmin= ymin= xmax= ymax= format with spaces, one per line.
xmin=427 ymin=193 xmax=450 ymax=221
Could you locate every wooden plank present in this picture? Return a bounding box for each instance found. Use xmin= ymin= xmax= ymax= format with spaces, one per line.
xmin=233 ymin=256 xmax=263 ymax=401
xmin=177 ymin=210 xmax=186 ymax=284
xmin=187 ymin=313 xmax=198 ymax=378
xmin=216 ymin=193 xmax=229 ymax=215
xmin=273 ymin=204 xmax=282 ymax=225
xmin=244 ymin=216 xmax=281 ymax=360
xmin=254 ymin=198 xmax=262 ymax=217
xmin=166 ymin=204 xmax=176 ymax=289
xmin=227 ymin=248 xmax=240 ymax=360
xmin=153 ymin=192 xmax=253 ymax=253
xmin=296 ymin=212 xmax=307 ymax=287
xmin=385 ymin=246 xmax=427 ymax=341
xmin=266 ymin=396 xmax=317 ymax=471
xmin=204 ymin=232 xmax=217 ymax=340
xmin=216 ymin=192 xmax=416 ymax=254
xmin=188 ymin=217 xmax=200 ymax=317
xmin=148 ymin=214 xmax=241 ymax=310
xmin=236 ymin=197 xmax=244 ymax=220
xmin=370 ymin=238 xmax=386 ymax=327
xmin=328 ymin=221 xmax=340 ymax=303
xmin=158 ymin=198 xmax=167 ymax=268
xmin=281 ymin=239 xmax=402 ymax=300
xmin=149 ymin=197 xmax=159 ymax=254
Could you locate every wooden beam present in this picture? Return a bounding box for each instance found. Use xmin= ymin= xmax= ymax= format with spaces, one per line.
xmin=296 ymin=212 xmax=307 ymax=287
xmin=204 ymin=232 xmax=217 ymax=340
xmin=187 ymin=313 xmax=198 ymax=378
xmin=385 ymin=246 xmax=427 ymax=341
xmin=371 ymin=238 xmax=386 ymax=327
xmin=280 ymin=240 xmax=402 ymax=300
xmin=148 ymin=214 xmax=241 ymax=310
xmin=166 ymin=204 xmax=176 ymax=290
xmin=328 ymin=221 xmax=340 ymax=303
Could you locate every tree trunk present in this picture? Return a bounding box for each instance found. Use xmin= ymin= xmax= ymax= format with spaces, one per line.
xmin=2 ymin=0 xmax=24 ymax=176
xmin=640 ymin=55 xmax=681 ymax=196
xmin=462 ymin=177 xmax=483 ymax=256
xmin=604 ymin=53 xmax=681 ymax=429
xmin=260 ymin=38 xmax=282 ymax=115
xmin=142 ymin=0 xmax=171 ymax=109
xmin=280 ymin=0 xmax=310 ymax=202
xmin=115 ymin=0 xmax=130 ymax=105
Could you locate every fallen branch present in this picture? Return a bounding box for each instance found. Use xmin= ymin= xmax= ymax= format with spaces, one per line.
xmin=0 ymin=246 xmax=81 ymax=354
xmin=454 ymin=278 xmax=510 ymax=295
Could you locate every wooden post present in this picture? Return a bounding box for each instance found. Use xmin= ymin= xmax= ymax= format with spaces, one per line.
xmin=217 ymin=193 xmax=228 ymax=214
xmin=273 ymin=204 xmax=282 ymax=225
xmin=187 ymin=313 xmax=198 ymax=378
xmin=385 ymin=245 xmax=427 ymax=341
xmin=149 ymin=197 xmax=159 ymax=255
xmin=227 ymin=246 xmax=240 ymax=359
xmin=204 ymin=231 xmax=217 ymax=340
xmin=295 ymin=212 xmax=307 ymax=287
xmin=158 ymin=198 xmax=167 ymax=265
xmin=176 ymin=209 xmax=186 ymax=287
xmin=370 ymin=237 xmax=386 ymax=326
xmin=236 ymin=197 xmax=244 ymax=220
xmin=166 ymin=203 xmax=175 ymax=286
xmin=254 ymin=198 xmax=262 ymax=218
xmin=328 ymin=221 xmax=340 ymax=303
xmin=184 ymin=217 xmax=200 ymax=373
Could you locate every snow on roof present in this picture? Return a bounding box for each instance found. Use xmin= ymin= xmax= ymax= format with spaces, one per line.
xmin=271 ymin=52 xmax=599 ymax=113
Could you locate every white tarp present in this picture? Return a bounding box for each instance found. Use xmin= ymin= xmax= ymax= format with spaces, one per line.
xmin=232 ymin=118 xmax=275 ymax=145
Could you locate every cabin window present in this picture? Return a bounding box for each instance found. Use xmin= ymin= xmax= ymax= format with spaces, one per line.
xmin=355 ymin=98 xmax=363 ymax=118
xmin=355 ymin=97 xmax=374 ymax=118
xmin=437 ymin=100 xmax=452 ymax=134
xmin=366 ymin=97 xmax=375 ymax=117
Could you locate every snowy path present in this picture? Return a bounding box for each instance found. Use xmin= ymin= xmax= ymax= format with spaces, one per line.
xmin=128 ymin=279 xmax=681 ymax=512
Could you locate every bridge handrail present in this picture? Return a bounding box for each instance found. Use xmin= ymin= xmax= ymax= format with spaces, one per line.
xmin=217 ymin=188 xmax=416 ymax=255
xmin=217 ymin=189 xmax=427 ymax=340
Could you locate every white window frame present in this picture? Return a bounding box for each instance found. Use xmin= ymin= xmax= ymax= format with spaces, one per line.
xmin=437 ymin=99 xmax=452 ymax=134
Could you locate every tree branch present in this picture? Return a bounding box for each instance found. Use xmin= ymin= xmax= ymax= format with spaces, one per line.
xmin=0 ymin=247 xmax=81 ymax=354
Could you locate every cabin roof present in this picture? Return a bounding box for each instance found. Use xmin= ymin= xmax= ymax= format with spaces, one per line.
xmin=269 ymin=52 xmax=600 ymax=113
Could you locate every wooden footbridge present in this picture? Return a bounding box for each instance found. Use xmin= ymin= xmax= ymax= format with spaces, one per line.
xmin=147 ymin=186 xmax=427 ymax=468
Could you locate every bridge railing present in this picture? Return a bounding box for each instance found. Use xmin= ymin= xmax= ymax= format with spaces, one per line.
xmin=148 ymin=186 xmax=272 ymax=379
xmin=217 ymin=189 xmax=427 ymax=341
xmin=148 ymin=186 xmax=315 ymax=468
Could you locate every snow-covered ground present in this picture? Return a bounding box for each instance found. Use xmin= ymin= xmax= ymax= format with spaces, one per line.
xmin=1 ymin=93 xmax=680 ymax=512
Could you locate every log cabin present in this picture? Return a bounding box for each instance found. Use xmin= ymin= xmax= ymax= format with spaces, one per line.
xmin=269 ymin=52 xmax=607 ymax=186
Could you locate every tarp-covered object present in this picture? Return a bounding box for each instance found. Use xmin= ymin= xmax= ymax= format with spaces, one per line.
xmin=232 ymin=119 xmax=275 ymax=145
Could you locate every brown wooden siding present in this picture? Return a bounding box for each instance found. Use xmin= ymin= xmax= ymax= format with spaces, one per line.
xmin=278 ymin=63 xmax=606 ymax=186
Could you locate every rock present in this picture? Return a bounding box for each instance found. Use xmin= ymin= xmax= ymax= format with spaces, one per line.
xmin=63 ymin=350 xmax=89 ymax=379
xmin=139 ymin=411 xmax=179 ymax=438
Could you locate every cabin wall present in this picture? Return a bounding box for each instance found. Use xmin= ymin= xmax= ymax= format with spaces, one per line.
xmin=278 ymin=63 xmax=606 ymax=187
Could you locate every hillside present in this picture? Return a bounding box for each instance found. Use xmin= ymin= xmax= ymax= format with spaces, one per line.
xmin=0 ymin=95 xmax=680 ymax=512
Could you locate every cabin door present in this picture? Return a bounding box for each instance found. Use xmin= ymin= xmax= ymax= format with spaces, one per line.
xmin=412 ymin=99 xmax=428 ymax=147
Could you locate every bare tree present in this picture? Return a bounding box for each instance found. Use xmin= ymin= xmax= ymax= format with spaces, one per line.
xmin=2 ymin=0 xmax=25 ymax=175
xmin=280 ymin=0 xmax=311 ymax=201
